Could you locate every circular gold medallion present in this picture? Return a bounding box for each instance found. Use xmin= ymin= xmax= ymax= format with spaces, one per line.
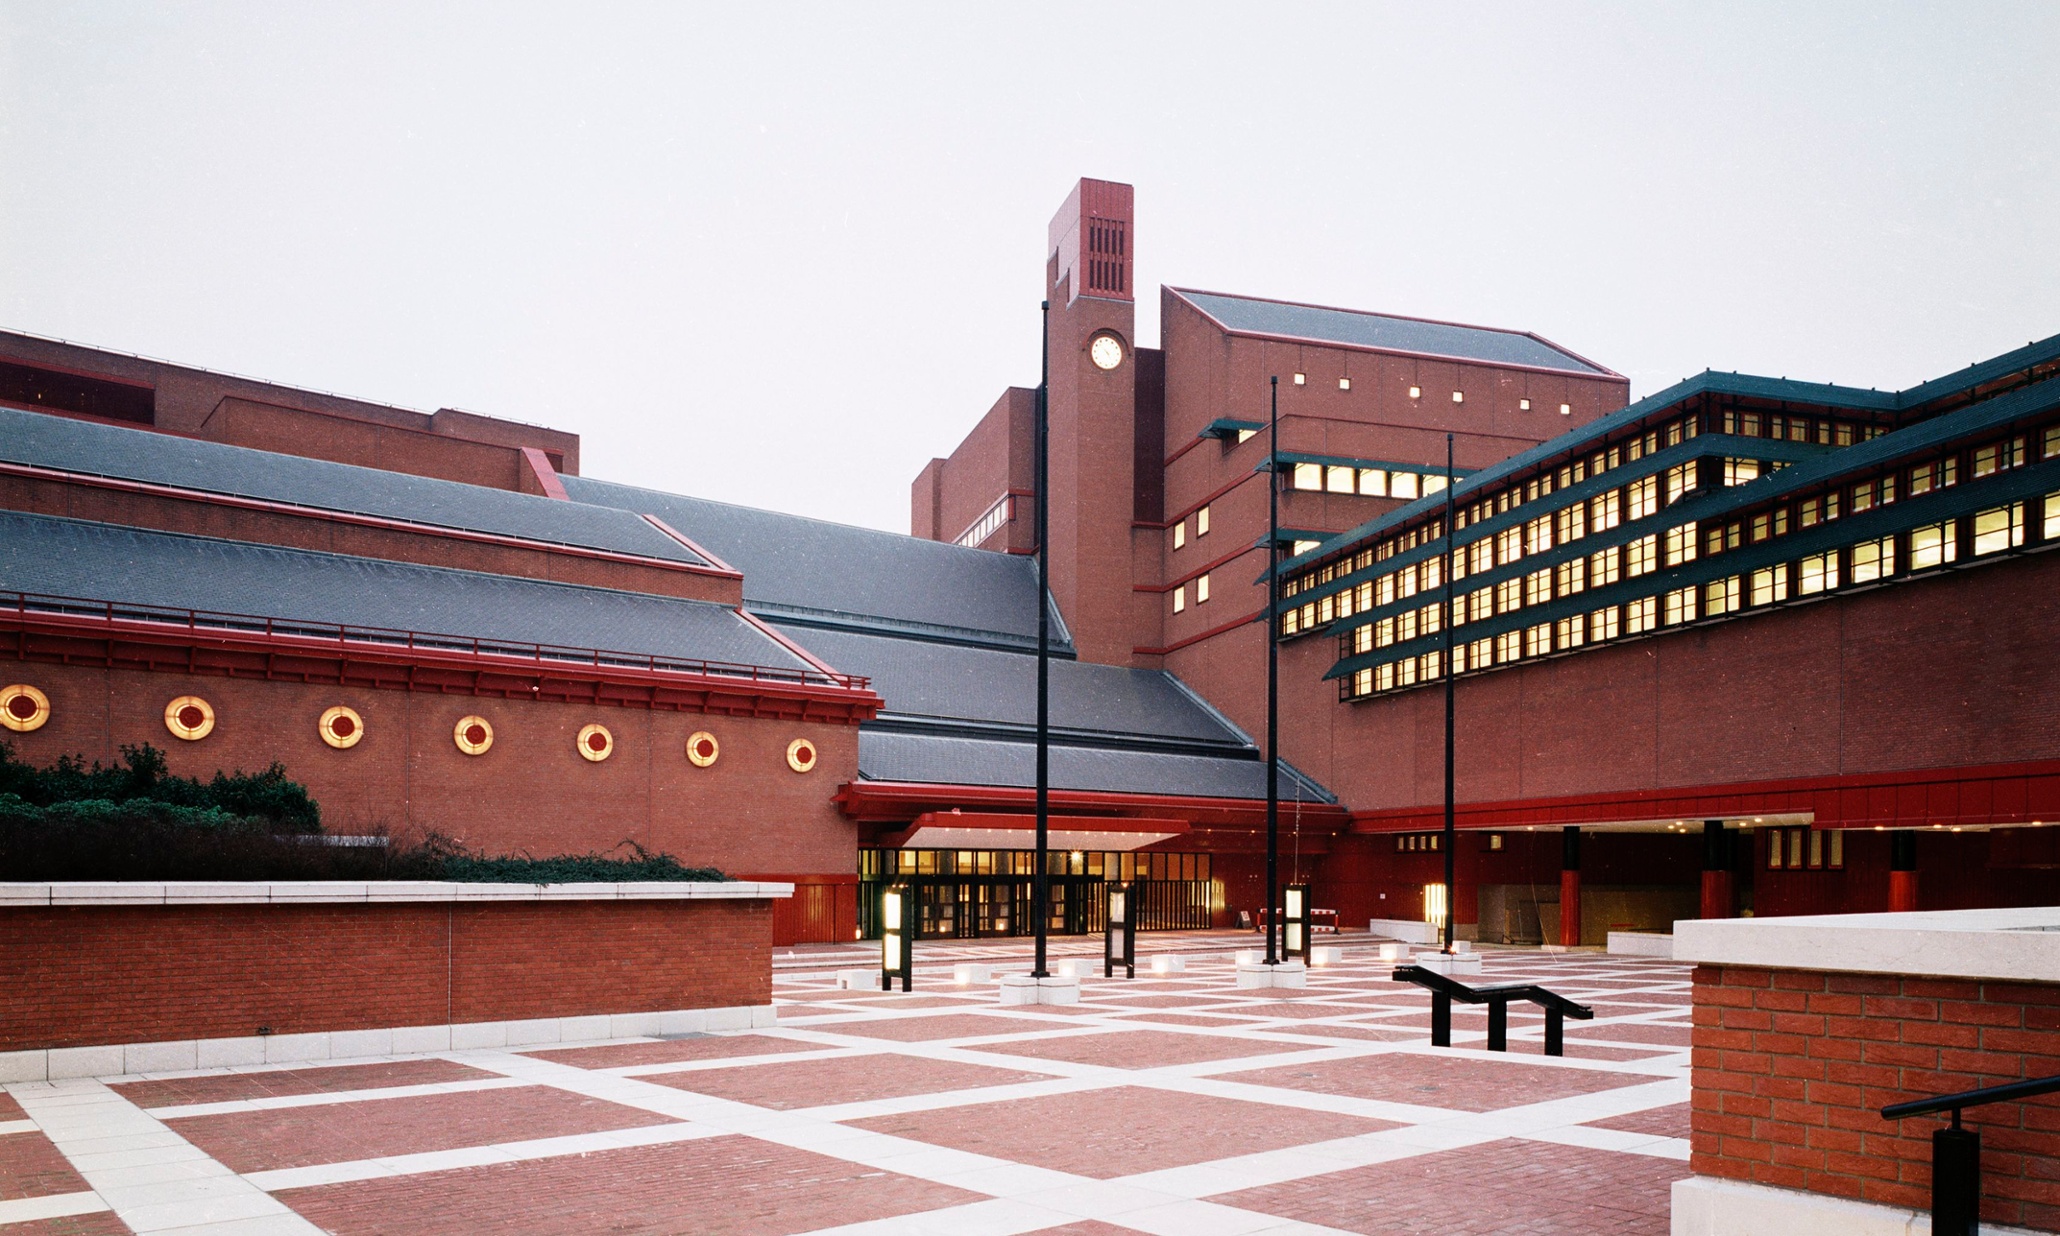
xmin=0 ymin=684 xmax=50 ymax=733
xmin=786 ymin=737 xmax=818 ymax=774
xmin=453 ymin=715 xmax=494 ymax=756
xmin=686 ymin=730 xmax=720 ymax=768
xmin=578 ymin=723 xmax=614 ymax=762
xmin=164 ymin=695 xmax=215 ymax=741
xmin=318 ymin=705 xmax=364 ymax=750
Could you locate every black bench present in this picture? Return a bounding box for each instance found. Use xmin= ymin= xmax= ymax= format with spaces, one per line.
xmin=1392 ymin=964 xmax=1594 ymax=1056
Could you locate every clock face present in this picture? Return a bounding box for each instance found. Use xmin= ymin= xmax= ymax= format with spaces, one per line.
xmin=1089 ymin=334 xmax=1124 ymax=371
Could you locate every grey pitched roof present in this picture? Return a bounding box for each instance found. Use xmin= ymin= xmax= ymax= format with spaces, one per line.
xmin=858 ymin=731 xmax=1331 ymax=802
xmin=0 ymin=407 xmax=707 ymax=566
xmin=0 ymin=511 xmax=806 ymax=671
xmin=770 ymin=623 xmax=1246 ymax=748
xmin=1173 ymin=289 xmax=1614 ymax=377
xmin=562 ymin=475 xmax=1069 ymax=650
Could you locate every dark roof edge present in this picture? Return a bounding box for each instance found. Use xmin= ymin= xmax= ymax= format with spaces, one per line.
xmin=860 ymin=714 xmax=1255 ymax=759
xmin=760 ymin=606 xmax=1079 ymax=659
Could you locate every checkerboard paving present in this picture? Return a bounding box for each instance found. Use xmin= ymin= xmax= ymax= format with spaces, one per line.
xmin=2 ymin=940 xmax=1692 ymax=1234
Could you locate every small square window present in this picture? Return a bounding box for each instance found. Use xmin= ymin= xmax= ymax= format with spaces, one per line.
xmin=1452 ymin=391 xmax=1465 ymax=403
xmin=1339 ymin=377 xmax=1351 ymax=391
xmin=1409 ymin=386 xmax=1422 ymax=399
xmin=1172 ymin=522 xmax=1186 ymax=550
xmin=1293 ymin=373 xmax=1306 ymax=386
xmin=1559 ymin=404 xmax=1571 ymax=415
xmin=1519 ymin=399 xmax=1531 ymax=411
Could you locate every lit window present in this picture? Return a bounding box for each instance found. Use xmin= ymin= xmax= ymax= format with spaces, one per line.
xmin=2045 ymin=491 xmax=2060 ymax=540
xmin=1591 ymin=605 xmax=1620 ymax=640
xmin=1294 ymin=373 xmax=1306 ymax=386
xmin=1520 ymin=399 xmax=1531 ymax=411
xmin=1327 ymin=465 xmax=1356 ymax=494
xmin=1973 ymin=503 xmax=2025 ymax=555
xmin=1627 ymin=476 xmax=1658 ymax=521
xmin=1525 ymin=569 xmax=1552 ymax=607
xmin=1353 ymin=668 xmax=1373 ymax=696
xmin=1423 ymin=473 xmax=1448 ymax=493
xmin=1559 ymin=404 xmax=1571 ymax=415
xmin=1724 ymin=459 xmax=1760 ymax=486
xmin=1556 ymin=504 xmax=1587 ymax=544
xmin=1496 ymin=630 xmax=1522 ymax=663
xmin=1590 ymin=545 xmax=1621 ymax=586
xmin=1391 ymin=472 xmax=1420 ymax=500
xmin=1664 ymin=523 xmax=1699 ymax=566
xmin=1377 ymin=663 xmax=1396 ymax=690
xmin=1173 ymin=522 xmax=1186 ymax=550
xmin=1525 ymin=516 xmax=1554 ymax=555
xmin=1339 ymin=377 xmax=1352 ymax=391
xmin=1497 ymin=526 xmax=1522 ymax=565
xmin=1850 ymin=537 xmax=1895 ymax=583
xmin=1749 ymin=566 xmax=1788 ymax=606
xmin=1293 ymin=539 xmax=1321 ymax=555
xmin=1910 ymin=522 xmax=1957 ymax=570
xmin=1525 ymin=623 xmax=1552 ymax=657
xmin=1467 ymin=587 xmax=1493 ymax=622
xmin=1196 ymin=573 xmax=1211 ymax=603
xmin=1627 ymin=535 xmax=1658 ymax=577
xmin=1452 ymin=391 xmax=1465 ymax=404
xmin=1556 ymin=557 xmax=1587 ymax=597
xmin=1172 ymin=585 xmax=1185 ymax=613
xmin=1591 ymin=491 xmax=1621 ymax=532
xmin=1703 ymin=576 xmax=1741 ymax=616
xmin=1626 ymin=596 xmax=1657 ymax=634
xmin=1665 ymin=463 xmax=1696 ymax=504
xmin=1496 ymin=578 xmax=1523 ymax=614
xmin=1197 ymin=505 xmax=1210 ymax=536
xmin=1556 ymin=616 xmax=1585 ymax=649
xmin=1293 ymin=462 xmax=1323 ymax=490
xmin=1799 ymin=552 xmax=1839 ymax=595
xmin=1663 ymin=586 xmax=1697 ymax=625
xmin=1469 ymin=636 xmax=1493 ymax=666
xmin=1358 ymin=468 xmax=1388 ymax=496
xmin=1236 ymin=428 xmax=1257 ymax=444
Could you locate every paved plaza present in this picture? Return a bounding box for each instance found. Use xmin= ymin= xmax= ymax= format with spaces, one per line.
xmin=2 ymin=938 xmax=1692 ymax=1234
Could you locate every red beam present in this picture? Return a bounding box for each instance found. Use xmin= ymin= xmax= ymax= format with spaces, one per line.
xmin=835 ymin=778 xmax=1350 ymax=830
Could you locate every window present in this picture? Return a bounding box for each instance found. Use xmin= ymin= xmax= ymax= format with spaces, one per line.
xmin=1665 ymin=463 xmax=1696 ymax=504
xmin=1391 ymin=472 xmax=1420 ymax=500
xmin=2046 ymin=426 xmax=2060 ymax=460
xmin=1556 ymin=615 xmax=1585 ymax=649
xmin=1627 ymin=476 xmax=1658 ymax=521
xmin=1496 ymin=630 xmax=1522 ymax=663
xmin=1293 ymin=373 xmax=1306 ymax=385
xmin=1172 ymin=585 xmax=1185 ymax=613
xmin=1525 ymin=623 xmax=1552 ymax=657
xmin=1339 ymin=377 xmax=1352 ymax=391
xmin=1910 ymin=522 xmax=1957 ymax=570
xmin=1627 ymin=596 xmax=1657 ymax=634
xmin=1497 ymin=527 xmax=1522 ymax=565
xmin=2046 ymin=491 xmax=2060 ymax=541
xmin=1556 ymin=557 xmax=1587 ymax=597
xmin=1664 ymin=586 xmax=1697 ymax=625
xmin=1664 ymin=523 xmax=1699 ymax=566
xmin=1591 ymin=491 xmax=1621 ymax=532
xmin=1973 ymin=503 xmax=2025 ymax=555
xmin=1750 ymin=509 xmax=1789 ymax=542
xmin=1591 ymin=605 xmax=1620 ymax=640
xmin=1525 ymin=516 xmax=1554 ymax=556
xmin=1973 ymin=438 xmax=2024 ymax=477
xmin=1236 ymin=428 xmax=1257 ymax=444
xmin=1173 ymin=522 xmax=1186 ymax=550
xmin=1769 ymin=827 xmax=1843 ymax=870
xmin=1525 ymin=569 xmax=1553 ymax=607
xmin=1496 ymin=577 xmax=1522 ymax=614
xmin=1559 ymin=404 xmax=1571 ymax=416
xmin=1520 ymin=399 xmax=1531 ymax=411
xmin=1326 ymin=465 xmax=1355 ymax=494
xmin=1197 ymin=505 xmax=1210 ymax=536
xmin=1293 ymin=539 xmax=1321 ymax=556
xmin=1704 ymin=576 xmax=1741 ymax=616
xmin=1452 ymin=391 xmax=1465 ymax=403
xmin=1750 ymin=566 xmax=1788 ymax=606
xmin=1468 ymin=540 xmax=1493 ymax=575
xmin=1555 ymin=504 xmax=1587 ymax=544
xmin=1358 ymin=469 xmax=1388 ymax=496
xmin=1590 ymin=544 xmax=1621 ymax=586
xmin=1724 ymin=459 xmax=1760 ymax=486
xmin=1467 ymin=587 xmax=1493 ymax=622
xmin=1801 ymin=493 xmax=1840 ymax=526
xmin=1850 ymin=537 xmax=1895 ymax=583
xmin=1627 ymin=535 xmax=1658 ymax=577
xmin=1799 ymin=551 xmax=1839 ymax=595
xmin=1408 ymin=386 xmax=1422 ymax=399
xmin=1423 ymin=473 xmax=1448 ymax=494
xmin=1293 ymin=462 xmax=1323 ymax=491
xmin=1196 ymin=573 xmax=1211 ymax=603
xmin=1353 ymin=668 xmax=1373 ymax=695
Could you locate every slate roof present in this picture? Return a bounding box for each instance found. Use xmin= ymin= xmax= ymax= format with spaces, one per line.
xmin=0 ymin=407 xmax=706 ymax=566
xmin=0 ymin=511 xmax=807 ymax=671
xmin=563 ymin=475 xmax=1069 ymax=650
xmin=858 ymin=731 xmax=1332 ymax=802
xmin=1172 ymin=289 xmax=1615 ymax=377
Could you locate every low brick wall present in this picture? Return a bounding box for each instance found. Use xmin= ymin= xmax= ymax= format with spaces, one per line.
xmin=0 ymin=883 xmax=784 ymax=1054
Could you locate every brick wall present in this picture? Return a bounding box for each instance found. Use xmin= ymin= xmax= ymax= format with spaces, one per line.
xmin=1691 ymin=963 xmax=2060 ymax=1230
xmin=0 ymin=898 xmax=772 ymax=1052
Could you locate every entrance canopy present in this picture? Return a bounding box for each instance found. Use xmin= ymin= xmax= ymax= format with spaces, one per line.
xmin=882 ymin=811 xmax=1188 ymax=852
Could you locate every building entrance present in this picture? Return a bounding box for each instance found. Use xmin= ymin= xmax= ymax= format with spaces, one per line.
xmin=859 ymin=846 xmax=1216 ymax=939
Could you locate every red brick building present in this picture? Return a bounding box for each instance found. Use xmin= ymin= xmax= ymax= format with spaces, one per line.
xmin=5 ymin=177 xmax=2055 ymax=946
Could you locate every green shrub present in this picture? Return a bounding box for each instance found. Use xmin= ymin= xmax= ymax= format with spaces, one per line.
xmin=0 ymin=743 xmax=319 ymax=831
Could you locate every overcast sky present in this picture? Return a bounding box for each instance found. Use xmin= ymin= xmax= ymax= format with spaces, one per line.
xmin=3 ymin=4 xmax=2055 ymax=533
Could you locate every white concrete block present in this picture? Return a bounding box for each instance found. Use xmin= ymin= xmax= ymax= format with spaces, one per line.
xmin=1609 ymin=931 xmax=1675 ymax=958
xmin=834 ymin=968 xmax=877 ymax=990
xmin=47 ymin=1045 xmax=124 ymax=1079
xmin=449 ymin=1021 xmax=509 ymax=1050
xmin=1234 ymin=949 xmax=1263 ymax=966
xmin=1368 ymin=917 xmax=1436 ymax=944
xmin=1310 ymin=946 xmax=1343 ymax=967
xmin=1372 ymin=942 xmax=1406 ymax=962
xmin=559 ymin=1016 xmax=613 ymax=1044
xmin=1236 ymin=961 xmax=1308 ymax=989
xmin=0 ymin=1049 xmax=48 ymax=1083
xmin=262 ymin=1032 xmax=329 ymax=1064
xmin=326 ymin=1029 xmax=394 ymax=1060
xmin=1149 ymin=955 xmax=1186 ymax=975
xmin=1409 ymin=951 xmax=1484 ymax=975
xmin=500 ymin=1019 xmax=562 ymax=1047
xmin=702 ymin=1006 xmax=753 ymax=1032
xmin=123 ymin=1040 xmax=198 ymax=1075
xmin=197 ymin=1036 xmax=266 ymax=1069
xmin=952 ymin=963 xmax=993 ymax=984
xmin=996 ymin=975 xmax=1080 ymax=1006
xmin=747 ymin=1005 xmax=778 ymax=1029
xmin=1669 ymin=1174 xmax=1928 ymax=1236
xmin=1053 ymin=958 xmax=1092 ymax=978
xmin=608 ymin=1012 xmax=663 ymax=1039
xmin=389 ymin=1024 xmax=451 ymax=1054
xmin=655 ymin=1009 xmax=710 ymax=1035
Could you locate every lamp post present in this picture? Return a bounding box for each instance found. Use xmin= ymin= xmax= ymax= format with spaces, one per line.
xmin=1265 ymin=375 xmax=1281 ymax=967
xmin=1032 ymin=299 xmax=1052 ymax=979
xmin=1441 ymin=432 xmax=1457 ymax=954
xmin=1104 ymin=881 xmax=1134 ymax=978
xmin=880 ymin=883 xmax=912 ymax=992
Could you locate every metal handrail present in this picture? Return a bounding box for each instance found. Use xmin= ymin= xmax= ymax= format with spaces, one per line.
xmin=0 ymin=589 xmax=870 ymax=692
xmin=1881 ymin=1072 xmax=2060 ymax=1122
xmin=1392 ymin=963 xmax=1594 ymax=1055
xmin=1879 ymin=1071 xmax=2060 ymax=1236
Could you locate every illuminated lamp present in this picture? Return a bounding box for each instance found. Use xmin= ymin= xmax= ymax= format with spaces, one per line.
xmin=1104 ymin=882 xmax=1135 ymax=978
xmin=453 ymin=715 xmax=494 ymax=756
xmin=1423 ymin=882 xmax=1448 ymax=932
xmin=164 ymin=696 xmax=215 ymax=742
xmin=880 ymin=883 xmax=912 ymax=992
xmin=318 ymin=706 xmax=364 ymax=750
xmin=786 ymin=737 xmax=817 ymax=773
xmin=686 ymin=731 xmax=720 ymax=768
xmin=577 ymin=724 xmax=614 ymax=762
xmin=0 ymin=684 xmax=50 ymax=733
xmin=1283 ymin=883 xmax=1311 ymax=963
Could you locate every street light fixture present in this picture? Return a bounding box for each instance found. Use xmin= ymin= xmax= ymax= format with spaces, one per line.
xmin=1105 ymin=881 xmax=1135 ymax=978
xmin=881 ymin=883 xmax=912 ymax=992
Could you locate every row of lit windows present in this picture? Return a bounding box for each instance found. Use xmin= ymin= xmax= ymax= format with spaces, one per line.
xmin=1341 ymin=494 xmax=2056 ymax=699
xmin=1718 ymin=409 xmax=1874 ymax=448
xmin=1289 ymin=461 xmax=1452 ymax=500
xmin=1768 ymin=827 xmax=1845 ymax=870
xmin=861 ymin=848 xmax=1212 ymax=882
xmin=954 ymin=494 xmax=1013 ymax=548
xmin=1171 ymin=504 xmax=1211 ymax=549
xmin=1286 ymin=372 xmax=1573 ymax=415
xmin=1171 ymin=571 xmax=1212 ymax=613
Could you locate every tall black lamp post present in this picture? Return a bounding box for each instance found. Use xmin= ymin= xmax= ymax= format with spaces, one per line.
xmin=1265 ymin=375 xmax=1281 ymax=967
xmin=1441 ymin=432 xmax=1457 ymax=954
xmin=1032 ymin=300 xmax=1052 ymax=980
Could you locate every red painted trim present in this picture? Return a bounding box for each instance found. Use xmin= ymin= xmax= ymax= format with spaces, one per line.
xmin=1138 ymin=544 xmax=1263 ymax=593
xmin=0 ymin=460 xmax=745 ymax=582
xmin=911 ymin=811 xmax=1189 ymax=833
xmin=521 ymin=447 xmax=570 ymax=501
xmin=835 ymin=779 xmax=1350 ymax=830
xmin=735 ymin=607 xmax=844 ymax=678
xmin=1154 ymin=470 xmax=1264 ymax=528
xmin=1348 ymin=759 xmax=2060 ymax=833
xmin=1164 ymin=286 xmax=1630 ymax=382
xmin=639 ymin=514 xmax=738 ymax=575
xmin=1133 ymin=608 xmax=1265 ymax=657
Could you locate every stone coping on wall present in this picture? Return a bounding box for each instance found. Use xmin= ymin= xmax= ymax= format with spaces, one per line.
xmin=0 ymin=880 xmax=795 ymax=906
xmin=1675 ymin=905 xmax=2060 ymax=983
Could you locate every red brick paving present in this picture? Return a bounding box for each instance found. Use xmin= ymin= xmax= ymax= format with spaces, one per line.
xmin=1220 ymin=1138 xmax=1686 ymax=1234
xmin=171 ymin=1084 xmax=676 ymax=1172
xmin=821 ymin=1014 xmax=1064 ymax=1042
xmin=1567 ymin=1021 xmax=1693 ymax=1046
xmin=966 ymin=1029 xmax=1320 ymax=1069
xmin=825 ymin=995 xmax=984 ymax=1009
xmin=1085 ymin=992 xmax=1235 ymax=1007
xmin=1591 ymin=1102 xmax=1690 ymax=1137
xmin=1225 ymin=1051 xmax=1645 ymax=1112
xmin=522 ymin=1035 xmax=824 ymax=1069
xmin=1266 ymin=1023 xmax=1425 ymax=1042
xmin=0 ymin=1093 xmax=24 ymax=1120
xmin=645 ymin=1052 xmax=1054 ymax=1110
xmin=0 ymin=1131 xmax=90 ymax=1200
xmin=1208 ymin=1001 xmax=1389 ymax=1020
xmin=852 ymin=1085 xmax=1395 ymax=1178
xmin=113 ymin=1059 xmax=492 ymax=1108
xmin=276 ymin=1134 xmax=981 ymax=1236
xmin=0 ymin=1215 xmax=133 ymax=1236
